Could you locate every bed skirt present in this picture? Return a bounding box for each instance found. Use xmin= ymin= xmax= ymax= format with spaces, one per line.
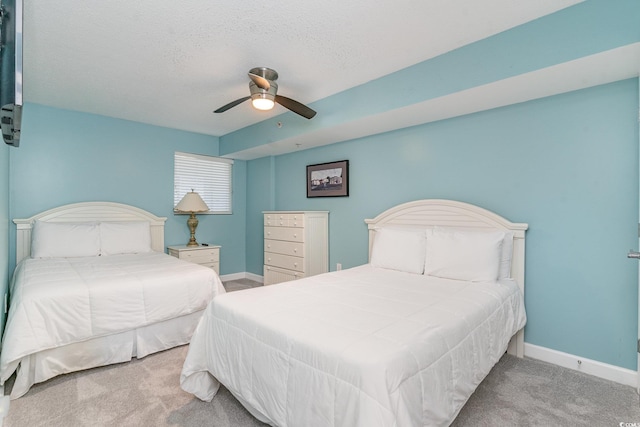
xmin=8 ymin=310 xmax=204 ymax=399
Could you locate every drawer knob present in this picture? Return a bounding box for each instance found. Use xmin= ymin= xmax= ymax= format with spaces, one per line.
xmin=293 ymin=249 xmax=297 ymax=253
xmin=294 ymin=263 xmax=297 ymax=267
xmin=267 ymin=244 xmax=271 ymax=249
xmin=293 ymin=234 xmax=297 ymax=238
xmin=267 ymin=232 xmax=271 ymax=236
xmin=279 ymin=221 xmax=284 ymax=225
xmin=268 ymin=258 xmax=271 ymax=262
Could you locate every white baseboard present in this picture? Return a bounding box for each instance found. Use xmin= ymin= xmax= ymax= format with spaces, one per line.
xmin=219 ymin=272 xmax=264 ymax=284
xmin=524 ymin=343 xmax=637 ymax=388
xmin=245 ymin=272 xmax=264 ymax=283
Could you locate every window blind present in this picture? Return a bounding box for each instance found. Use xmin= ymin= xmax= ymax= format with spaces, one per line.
xmin=174 ymin=152 xmax=233 ymax=214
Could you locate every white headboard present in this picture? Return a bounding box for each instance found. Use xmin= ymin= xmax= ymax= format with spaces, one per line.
xmin=14 ymin=202 xmax=168 ymax=264
xmin=364 ymin=199 xmax=528 ymax=357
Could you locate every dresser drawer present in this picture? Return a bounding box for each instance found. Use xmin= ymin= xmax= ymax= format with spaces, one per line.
xmin=288 ymin=214 xmax=304 ymax=228
xmin=264 ymin=265 xmax=305 ymax=285
xmin=172 ymin=248 xmax=219 ymax=264
xmin=264 ymin=213 xmax=291 ymax=227
xmin=264 ymin=226 xmax=304 ymax=242
xmin=264 ymin=213 xmax=305 ymax=228
xmin=264 ymin=239 xmax=304 ymax=257
xmin=264 ymin=252 xmax=305 ymax=272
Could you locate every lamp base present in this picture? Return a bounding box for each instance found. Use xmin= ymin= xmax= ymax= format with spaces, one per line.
xmin=186 ymin=212 xmax=199 ymax=247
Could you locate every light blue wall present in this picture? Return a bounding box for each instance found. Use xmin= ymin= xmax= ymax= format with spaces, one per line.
xmin=246 ymin=156 xmax=276 ymax=274
xmin=246 ymin=79 xmax=639 ymax=371
xmin=10 ymin=103 xmax=247 ymax=275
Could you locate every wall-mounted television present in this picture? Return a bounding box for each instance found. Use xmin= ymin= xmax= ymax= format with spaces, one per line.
xmin=0 ymin=0 xmax=22 ymax=147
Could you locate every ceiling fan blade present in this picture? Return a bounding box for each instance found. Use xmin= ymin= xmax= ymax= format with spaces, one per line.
xmin=213 ymin=96 xmax=251 ymax=113
xmin=248 ymin=73 xmax=271 ymax=90
xmin=275 ymin=95 xmax=317 ymax=119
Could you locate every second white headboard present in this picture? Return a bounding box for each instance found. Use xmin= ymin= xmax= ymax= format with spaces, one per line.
xmin=13 ymin=201 xmax=167 ymax=264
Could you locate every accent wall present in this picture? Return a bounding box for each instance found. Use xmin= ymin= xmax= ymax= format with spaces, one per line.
xmin=245 ymin=79 xmax=639 ymax=371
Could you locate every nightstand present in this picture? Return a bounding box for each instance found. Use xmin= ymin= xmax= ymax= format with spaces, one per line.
xmin=167 ymin=244 xmax=220 ymax=274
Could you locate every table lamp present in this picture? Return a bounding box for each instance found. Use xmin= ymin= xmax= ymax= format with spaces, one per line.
xmin=175 ymin=190 xmax=209 ymax=246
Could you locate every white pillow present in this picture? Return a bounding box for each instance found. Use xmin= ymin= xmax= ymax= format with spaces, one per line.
xmin=370 ymin=227 xmax=426 ymax=274
xmin=99 ymin=222 xmax=152 ymax=255
xmin=424 ymin=227 xmax=504 ymax=282
xmin=31 ymin=221 xmax=101 ymax=258
xmin=426 ymin=228 xmax=514 ymax=279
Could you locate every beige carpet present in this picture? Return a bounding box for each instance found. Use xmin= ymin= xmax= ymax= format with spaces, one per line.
xmin=4 ymin=344 xmax=639 ymax=427
xmin=3 ymin=345 xmax=266 ymax=427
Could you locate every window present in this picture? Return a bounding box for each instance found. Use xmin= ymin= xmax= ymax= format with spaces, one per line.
xmin=174 ymin=152 xmax=233 ymax=214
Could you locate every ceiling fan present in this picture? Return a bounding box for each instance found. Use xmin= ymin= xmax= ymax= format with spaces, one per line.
xmin=214 ymin=67 xmax=317 ymax=119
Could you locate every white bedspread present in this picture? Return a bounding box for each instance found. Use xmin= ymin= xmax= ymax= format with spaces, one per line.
xmin=181 ymin=265 xmax=526 ymax=427
xmin=1 ymin=252 xmax=225 ymax=384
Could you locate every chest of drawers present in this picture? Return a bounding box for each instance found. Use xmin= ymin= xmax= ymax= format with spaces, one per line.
xmin=263 ymin=211 xmax=328 ymax=285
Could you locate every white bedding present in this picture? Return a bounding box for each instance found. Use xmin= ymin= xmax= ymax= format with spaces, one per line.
xmin=181 ymin=264 xmax=526 ymax=427
xmin=1 ymin=251 xmax=225 ymax=395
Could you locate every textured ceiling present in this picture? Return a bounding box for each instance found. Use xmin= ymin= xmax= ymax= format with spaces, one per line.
xmin=24 ymin=0 xmax=581 ymax=137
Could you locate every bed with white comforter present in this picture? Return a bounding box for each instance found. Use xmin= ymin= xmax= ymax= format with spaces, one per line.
xmin=0 ymin=202 xmax=225 ymax=399
xmin=181 ymin=199 xmax=528 ymax=426
xmin=182 ymin=265 xmax=525 ymax=426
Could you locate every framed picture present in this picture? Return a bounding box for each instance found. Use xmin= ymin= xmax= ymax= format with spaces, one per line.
xmin=307 ymin=160 xmax=349 ymax=198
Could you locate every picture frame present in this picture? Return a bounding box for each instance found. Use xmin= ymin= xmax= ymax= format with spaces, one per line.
xmin=307 ymin=160 xmax=349 ymax=198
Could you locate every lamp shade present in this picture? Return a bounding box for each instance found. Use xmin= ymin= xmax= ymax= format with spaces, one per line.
xmin=175 ymin=191 xmax=209 ymax=213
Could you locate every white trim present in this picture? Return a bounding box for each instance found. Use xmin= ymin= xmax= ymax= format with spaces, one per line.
xmin=245 ymin=272 xmax=264 ymax=283
xmin=524 ymin=343 xmax=637 ymax=388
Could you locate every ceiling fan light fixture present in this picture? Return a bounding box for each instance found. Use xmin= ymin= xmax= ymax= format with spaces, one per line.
xmin=214 ymin=67 xmax=316 ymax=119
xmin=252 ymin=97 xmax=275 ymax=111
